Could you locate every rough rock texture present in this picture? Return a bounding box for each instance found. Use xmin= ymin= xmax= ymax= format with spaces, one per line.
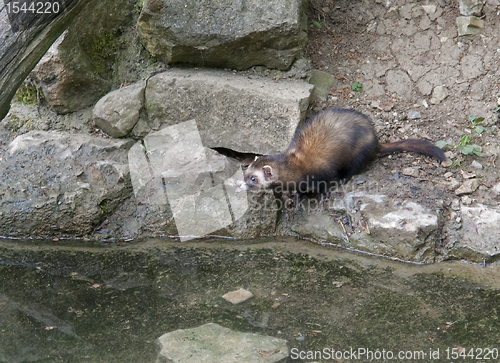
xmin=98 ymin=129 xmax=278 ymax=240
xmin=309 ymin=69 xmax=337 ymax=101
xmin=128 ymin=122 xmax=247 ymax=241
xmin=138 ymin=0 xmax=307 ymax=70
xmin=444 ymin=203 xmax=500 ymax=262
xmin=0 ymin=0 xmax=90 ymax=120
xmin=156 ymin=323 xmax=288 ymax=363
xmin=29 ymin=0 xmax=137 ymax=114
xmin=93 ymin=81 xmax=146 ymax=137
xmin=459 ymin=0 xmax=485 ymax=16
xmin=145 ymin=68 xmax=313 ymax=154
xmin=0 ymin=131 xmax=133 ymax=237
xmin=284 ymin=191 xmax=441 ymax=263
xmin=32 ymin=31 xmax=112 ymax=114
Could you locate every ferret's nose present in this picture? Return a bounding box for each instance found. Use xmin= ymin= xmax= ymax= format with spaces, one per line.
xmin=236 ymin=180 xmax=248 ymax=192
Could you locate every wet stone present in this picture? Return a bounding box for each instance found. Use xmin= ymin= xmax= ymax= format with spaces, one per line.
xmin=222 ymin=288 xmax=254 ymax=304
xmin=157 ymin=323 xmax=288 ymax=363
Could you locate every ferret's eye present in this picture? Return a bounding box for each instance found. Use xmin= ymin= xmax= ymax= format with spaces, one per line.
xmin=250 ymin=176 xmax=257 ymax=183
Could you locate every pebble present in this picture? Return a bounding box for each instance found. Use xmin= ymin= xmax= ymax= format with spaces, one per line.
xmin=459 ymin=0 xmax=484 ymax=16
xmin=448 ymin=178 xmax=461 ymax=191
xmin=408 ymin=110 xmax=421 ymax=119
xmin=451 ymin=199 xmax=461 ymax=210
xmin=441 ymin=158 xmax=453 ymax=168
xmin=402 ymin=167 xmax=420 ymax=178
xmin=460 ymin=169 xmax=476 ymax=179
xmin=422 ymin=5 xmax=437 ymax=14
xmin=457 ymin=16 xmax=484 ymax=36
xmin=430 ymin=85 xmax=448 ymax=104
xmin=222 ymin=288 xmax=254 ymax=304
xmin=380 ymin=101 xmax=394 ymax=111
xmin=386 ymin=6 xmax=398 ymax=17
xmin=461 ymin=195 xmax=473 ymax=205
xmin=454 ymin=178 xmax=479 ymax=196
xmin=471 ymin=160 xmax=483 ymax=169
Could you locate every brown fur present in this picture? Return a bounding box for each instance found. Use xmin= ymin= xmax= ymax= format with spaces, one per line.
xmin=242 ymin=108 xmax=445 ymax=195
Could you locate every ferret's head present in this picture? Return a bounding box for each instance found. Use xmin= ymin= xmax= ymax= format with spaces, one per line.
xmin=237 ymin=156 xmax=278 ymax=192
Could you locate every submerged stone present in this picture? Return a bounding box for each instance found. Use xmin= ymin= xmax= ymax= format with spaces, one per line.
xmin=222 ymin=288 xmax=254 ymax=304
xmin=156 ymin=323 xmax=288 ymax=363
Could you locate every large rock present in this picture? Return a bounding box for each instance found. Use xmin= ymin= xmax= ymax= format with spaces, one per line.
xmin=30 ymin=0 xmax=136 ymax=114
xmin=156 ymin=323 xmax=288 ymax=363
xmin=459 ymin=0 xmax=484 ymax=16
xmin=282 ymin=191 xmax=442 ymax=263
xmin=127 ymin=122 xmax=248 ymax=241
xmin=93 ymin=81 xmax=146 ymax=138
xmin=138 ymin=0 xmax=308 ymax=70
xmin=98 ymin=122 xmax=278 ymax=240
xmin=443 ymin=203 xmax=500 ymax=262
xmin=0 ymin=131 xmax=134 ymax=238
xmin=32 ymin=31 xmax=112 ymax=114
xmin=0 ymin=0 xmax=89 ymax=120
xmin=145 ymin=68 xmax=313 ymax=154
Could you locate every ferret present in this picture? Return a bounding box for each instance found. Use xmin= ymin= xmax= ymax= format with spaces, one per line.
xmin=237 ymin=108 xmax=445 ymax=197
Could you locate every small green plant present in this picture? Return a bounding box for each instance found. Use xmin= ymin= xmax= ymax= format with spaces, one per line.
xmin=135 ymin=0 xmax=144 ymax=13
xmin=15 ymin=81 xmax=44 ymax=105
xmin=351 ymin=82 xmax=363 ymax=92
xmin=437 ymin=115 xmax=489 ymax=157
xmin=311 ymin=20 xmax=321 ymax=28
xmin=7 ymin=115 xmax=34 ymax=132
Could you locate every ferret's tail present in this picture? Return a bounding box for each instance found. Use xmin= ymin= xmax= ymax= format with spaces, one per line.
xmin=378 ymin=139 xmax=446 ymax=161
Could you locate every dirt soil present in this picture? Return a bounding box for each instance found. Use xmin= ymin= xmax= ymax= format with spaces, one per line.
xmin=303 ymin=0 xmax=500 ymax=209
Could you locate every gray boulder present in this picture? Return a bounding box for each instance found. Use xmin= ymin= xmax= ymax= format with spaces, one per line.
xmin=138 ymin=0 xmax=308 ymax=70
xmin=0 ymin=131 xmax=133 ymax=238
xmin=443 ymin=202 xmax=500 ymax=262
xmin=93 ymin=81 xmax=146 ymax=138
xmin=32 ymin=31 xmax=112 ymax=114
xmin=30 ymin=0 xmax=136 ymax=114
xmin=145 ymin=68 xmax=313 ymax=154
xmin=284 ymin=191 xmax=442 ymax=263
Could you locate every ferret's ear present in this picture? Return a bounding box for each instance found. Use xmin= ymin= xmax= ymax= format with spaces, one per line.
xmin=263 ymin=165 xmax=274 ymax=180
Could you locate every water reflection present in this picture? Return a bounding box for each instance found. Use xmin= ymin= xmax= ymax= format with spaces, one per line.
xmin=0 ymin=237 xmax=499 ymax=362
